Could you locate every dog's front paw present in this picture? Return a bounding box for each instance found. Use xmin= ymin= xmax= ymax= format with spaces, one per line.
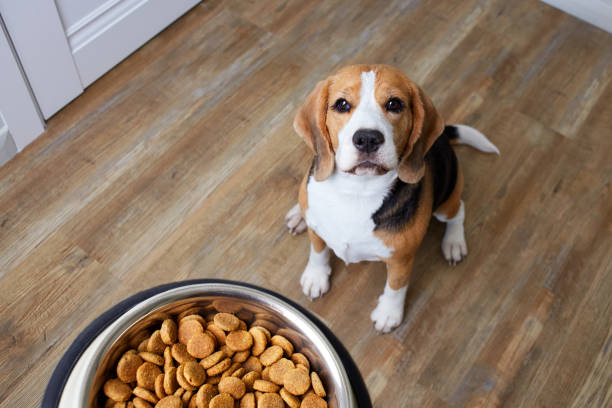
xmin=442 ymin=225 xmax=468 ymax=266
xmin=285 ymin=204 xmax=307 ymax=235
xmin=370 ymin=295 xmax=404 ymax=333
xmin=300 ymin=263 xmax=331 ymax=299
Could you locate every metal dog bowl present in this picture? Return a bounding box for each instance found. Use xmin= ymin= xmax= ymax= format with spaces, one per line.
xmin=43 ymin=279 xmax=371 ymax=407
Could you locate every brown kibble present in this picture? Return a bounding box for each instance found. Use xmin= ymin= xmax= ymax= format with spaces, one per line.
xmin=171 ymin=343 xmax=196 ymax=364
xmin=249 ymin=327 xmax=267 ymax=356
xmin=282 ymin=368 xmax=310 ymax=396
xmin=279 ymin=388 xmax=300 ymax=408
xmin=160 ymin=319 xmax=178 ymax=345
xmin=117 ymin=352 xmax=143 ymax=383
xmin=259 ymin=346 xmax=283 ymax=366
xmin=241 ymin=371 xmax=260 ymax=392
xmin=174 ymin=388 xmax=185 ymax=398
xmin=148 ymin=330 xmax=166 ymax=354
xmin=195 ymin=384 xmax=218 ymax=408
xmin=209 ymin=393 xmax=234 ymax=408
xmin=221 ymin=362 xmax=241 ymax=378
xmin=269 ymin=358 xmax=294 ymax=385
xmin=261 ymin=367 xmax=271 ymax=382
xmin=164 ymin=347 xmax=174 ymax=369
xmin=219 ymin=345 xmax=234 ymax=358
xmin=218 ymin=376 xmax=246 ymax=399
xmin=240 ymin=393 xmax=255 ymax=408
xmin=176 ymin=364 xmax=197 ymax=391
xmin=226 ymin=330 xmax=252 ymax=352
xmin=207 ymin=323 xmax=227 ymax=346
xmin=181 ymin=314 xmax=207 ymax=327
xmin=104 ymin=379 xmax=132 ymax=402
xmin=133 ymin=386 xmax=159 ymax=404
xmin=178 ymin=319 xmax=204 ymax=345
xmin=206 ymin=375 xmax=221 ymax=385
xmin=138 ymin=338 xmax=150 ymax=352
xmin=139 ymin=351 xmax=164 ymax=366
xmin=155 ymin=395 xmax=183 ymax=408
xmin=163 ymin=367 xmax=178 ymax=395
xmin=213 ymin=313 xmax=240 ymax=331
xmin=182 ymin=390 xmax=193 ymax=405
xmin=132 ymin=397 xmax=152 ymax=408
xmin=155 ymin=373 xmax=166 ymax=399
xmin=187 ymin=332 xmax=215 ymax=359
xmin=310 ymin=372 xmax=326 ymax=397
xmin=183 ymin=361 xmax=206 ymax=386
xmin=295 ymin=364 xmax=309 ymax=373
xmin=231 ymin=368 xmax=246 ymax=378
xmin=200 ymin=350 xmax=225 ymax=369
xmin=232 ymin=350 xmax=251 ymax=363
xmin=300 ymin=394 xmax=328 ymax=408
xmin=137 ymin=362 xmax=162 ymax=390
xmin=256 ymin=393 xmax=284 ymax=408
xmin=206 ymin=357 xmax=232 ymax=376
xmin=252 ymin=379 xmax=279 ymax=393
xmin=270 ymin=335 xmax=293 ymax=357
xmin=290 ymin=354 xmax=309 ymax=371
xmin=243 ymin=356 xmax=263 ymax=374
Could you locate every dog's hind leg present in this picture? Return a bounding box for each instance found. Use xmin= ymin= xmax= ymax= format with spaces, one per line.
xmin=434 ymin=163 xmax=467 ymax=265
xmin=285 ymin=203 xmax=307 ymax=235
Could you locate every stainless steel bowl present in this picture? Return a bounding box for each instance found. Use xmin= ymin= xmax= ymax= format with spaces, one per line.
xmin=82 ymin=282 xmax=357 ymax=407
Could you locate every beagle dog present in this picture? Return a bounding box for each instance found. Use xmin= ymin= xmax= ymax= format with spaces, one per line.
xmin=285 ymin=65 xmax=499 ymax=333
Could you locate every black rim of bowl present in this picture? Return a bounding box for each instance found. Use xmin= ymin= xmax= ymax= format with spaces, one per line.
xmin=42 ymin=279 xmax=372 ymax=407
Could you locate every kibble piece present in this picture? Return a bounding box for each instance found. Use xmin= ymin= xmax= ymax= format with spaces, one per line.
xmin=183 ymin=361 xmax=206 ymax=387
xmin=219 ymin=345 xmax=234 ymax=358
xmin=232 ymin=350 xmax=251 ymax=363
xmin=206 ymin=375 xmax=221 ymax=385
xmin=213 ymin=313 xmax=240 ymax=331
xmin=261 ymin=367 xmax=271 ymax=382
xmin=181 ymin=314 xmax=207 ymax=327
xmin=172 ymin=343 xmax=196 ymax=364
xmin=310 ymin=372 xmax=326 ymax=397
xmin=137 ymin=362 xmax=162 ymax=390
xmin=139 ymin=351 xmax=164 ymax=366
xmin=160 ymin=319 xmax=178 ymax=345
xmin=290 ymin=353 xmax=309 ymax=371
xmin=178 ymin=319 xmax=204 ymax=345
xmin=156 ymin=395 xmax=183 ymax=408
xmin=269 ymin=358 xmax=294 ymax=385
xmin=206 ymin=357 xmax=232 ymax=376
xmin=148 ymin=330 xmax=166 ymax=354
xmin=242 ymin=356 xmax=263 ymax=374
xmin=104 ymin=379 xmax=132 ymax=402
xmin=206 ymin=323 xmax=227 ymax=346
xmin=209 ymin=393 xmax=234 ymax=408
xmin=138 ymin=338 xmax=150 ymax=352
xmin=182 ymin=390 xmax=193 ymax=405
xmin=295 ymin=364 xmax=309 ymax=373
xmin=195 ymin=384 xmax=218 ymax=408
xmin=164 ymin=347 xmax=174 ymax=369
xmin=283 ymin=368 xmax=310 ymax=396
xmin=226 ymin=330 xmax=252 ymax=352
xmin=252 ymin=379 xmax=279 ymax=393
xmin=232 ymin=368 xmax=246 ymax=378
xmin=163 ymin=367 xmax=178 ymax=395
xmin=176 ymin=365 xmax=197 ymax=391
xmin=218 ymin=376 xmax=246 ymax=399
xmin=133 ymin=387 xmax=159 ymax=404
xmin=132 ymin=397 xmax=152 ymax=408
xmin=240 ymin=393 xmax=255 ymax=408
xmin=300 ymin=394 xmax=328 ymax=408
xmin=259 ymin=346 xmax=283 ymax=367
xmin=174 ymin=388 xmax=185 ymax=398
xmin=117 ymin=352 xmax=143 ymax=383
xmin=187 ymin=332 xmax=215 ymax=359
xmin=256 ymin=393 xmax=284 ymax=408
xmin=154 ymin=373 xmax=166 ymax=399
xmin=270 ymin=335 xmax=293 ymax=357
xmin=249 ymin=327 xmax=267 ymax=356
xmin=200 ymin=350 xmax=225 ymax=369
xmin=221 ymin=362 xmax=241 ymax=378
xmin=241 ymin=371 xmax=260 ymax=392
xmin=279 ymin=388 xmax=300 ymax=408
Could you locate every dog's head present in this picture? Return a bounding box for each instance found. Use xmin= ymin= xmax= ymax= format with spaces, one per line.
xmin=294 ymin=65 xmax=444 ymax=183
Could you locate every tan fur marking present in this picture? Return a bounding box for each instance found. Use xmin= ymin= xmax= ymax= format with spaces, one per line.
xmin=308 ymin=228 xmax=327 ymax=253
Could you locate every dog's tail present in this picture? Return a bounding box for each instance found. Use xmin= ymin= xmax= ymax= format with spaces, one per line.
xmin=446 ymin=124 xmax=500 ymax=155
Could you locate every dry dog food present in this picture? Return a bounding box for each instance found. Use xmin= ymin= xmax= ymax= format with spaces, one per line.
xmin=101 ymin=312 xmax=328 ymax=408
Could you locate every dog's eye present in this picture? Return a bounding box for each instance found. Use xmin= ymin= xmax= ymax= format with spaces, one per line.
xmin=332 ymin=98 xmax=351 ymax=113
xmin=385 ymin=98 xmax=404 ymax=113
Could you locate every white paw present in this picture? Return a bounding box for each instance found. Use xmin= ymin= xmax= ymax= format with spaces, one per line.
xmin=285 ymin=204 xmax=307 ymax=235
xmin=442 ymin=225 xmax=468 ymax=266
xmin=370 ymin=296 xmax=404 ymax=333
xmin=300 ymin=263 xmax=331 ymax=299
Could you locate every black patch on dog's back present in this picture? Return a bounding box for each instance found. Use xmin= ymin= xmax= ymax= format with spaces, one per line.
xmin=372 ymin=179 xmax=422 ymax=232
xmin=428 ymin=128 xmax=458 ymax=210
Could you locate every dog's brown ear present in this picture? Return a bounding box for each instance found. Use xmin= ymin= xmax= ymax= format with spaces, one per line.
xmin=398 ymin=85 xmax=445 ymax=184
xmin=293 ymin=79 xmax=335 ymax=181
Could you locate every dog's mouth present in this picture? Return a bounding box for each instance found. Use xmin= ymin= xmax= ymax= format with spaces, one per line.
xmin=347 ymin=161 xmax=390 ymax=176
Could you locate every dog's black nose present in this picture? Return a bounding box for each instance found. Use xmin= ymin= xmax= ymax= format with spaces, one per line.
xmin=353 ymin=129 xmax=384 ymax=153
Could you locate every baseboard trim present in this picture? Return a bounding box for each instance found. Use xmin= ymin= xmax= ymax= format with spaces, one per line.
xmin=540 ymin=0 xmax=612 ymax=33
xmin=66 ymin=0 xmax=200 ymax=87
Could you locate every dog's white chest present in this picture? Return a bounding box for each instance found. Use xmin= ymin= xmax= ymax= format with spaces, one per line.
xmin=305 ymin=171 xmax=396 ymax=264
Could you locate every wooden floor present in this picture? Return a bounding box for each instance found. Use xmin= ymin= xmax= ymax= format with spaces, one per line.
xmin=1 ymin=0 xmax=611 ymax=406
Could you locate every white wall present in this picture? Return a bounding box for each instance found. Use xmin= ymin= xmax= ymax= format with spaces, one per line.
xmin=541 ymin=0 xmax=612 ymax=33
xmin=55 ymin=0 xmax=111 ymax=31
